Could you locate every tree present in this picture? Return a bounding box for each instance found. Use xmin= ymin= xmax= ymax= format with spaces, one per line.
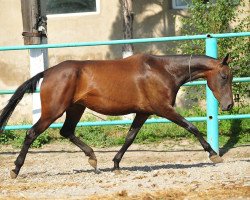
xmin=179 ymin=0 xmax=249 ymax=105
xmin=121 ymin=0 xmax=134 ymax=58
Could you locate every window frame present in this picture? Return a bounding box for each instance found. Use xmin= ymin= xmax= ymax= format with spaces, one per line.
xmin=46 ymin=0 xmax=100 ymax=18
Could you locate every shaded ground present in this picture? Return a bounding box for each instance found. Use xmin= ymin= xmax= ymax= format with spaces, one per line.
xmin=0 ymin=140 xmax=249 ymax=200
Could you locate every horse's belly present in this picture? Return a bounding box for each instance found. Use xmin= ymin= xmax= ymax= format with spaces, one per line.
xmin=82 ymin=95 xmax=139 ymax=116
xmin=85 ymin=102 xmax=135 ymax=116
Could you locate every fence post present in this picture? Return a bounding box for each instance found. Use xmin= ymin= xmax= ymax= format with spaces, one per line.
xmin=205 ymin=36 xmax=219 ymax=153
xmin=21 ymin=0 xmax=48 ymax=124
xmin=29 ymin=49 xmax=47 ymax=124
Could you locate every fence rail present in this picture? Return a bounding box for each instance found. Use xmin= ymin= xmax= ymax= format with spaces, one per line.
xmin=3 ymin=114 xmax=250 ymax=131
xmin=0 ymin=32 xmax=249 ymax=51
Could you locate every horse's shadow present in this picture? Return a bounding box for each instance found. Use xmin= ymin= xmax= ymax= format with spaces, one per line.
xmin=220 ymin=119 xmax=243 ymax=156
xmin=53 ymin=158 xmax=250 ymax=177
xmin=61 ymin=162 xmax=216 ymax=176
xmin=18 ymin=158 xmax=249 ymax=178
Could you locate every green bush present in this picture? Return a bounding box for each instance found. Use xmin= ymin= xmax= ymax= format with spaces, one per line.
xmin=0 ymin=130 xmax=15 ymax=144
xmin=0 ymin=130 xmax=52 ymax=148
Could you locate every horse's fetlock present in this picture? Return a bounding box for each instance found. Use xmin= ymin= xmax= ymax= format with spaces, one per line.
xmin=209 ymin=149 xmax=218 ymax=156
xmin=83 ymin=150 xmax=94 ymax=158
xmin=203 ymin=143 xmax=216 ymax=155
xmin=113 ymin=159 xmax=120 ymax=170
xmin=90 ymin=153 xmax=97 ymax=160
xmin=14 ymin=157 xmax=23 ymax=167
xmin=113 ymin=157 xmax=121 ymax=164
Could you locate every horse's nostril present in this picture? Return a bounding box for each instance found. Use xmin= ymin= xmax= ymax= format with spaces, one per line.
xmin=227 ymin=103 xmax=233 ymax=110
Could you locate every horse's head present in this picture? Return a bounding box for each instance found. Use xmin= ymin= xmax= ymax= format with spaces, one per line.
xmin=207 ymin=54 xmax=234 ymax=111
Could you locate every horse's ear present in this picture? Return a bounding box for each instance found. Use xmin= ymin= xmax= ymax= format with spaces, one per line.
xmin=221 ymin=53 xmax=230 ymax=65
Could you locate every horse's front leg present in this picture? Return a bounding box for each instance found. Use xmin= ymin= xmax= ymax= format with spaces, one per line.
xmin=157 ymin=107 xmax=223 ymax=163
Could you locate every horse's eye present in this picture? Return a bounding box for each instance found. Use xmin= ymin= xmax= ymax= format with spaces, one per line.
xmin=221 ymin=74 xmax=227 ymax=79
xmin=220 ymin=72 xmax=227 ymax=79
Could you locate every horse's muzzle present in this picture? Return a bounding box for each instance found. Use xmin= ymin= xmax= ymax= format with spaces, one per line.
xmin=221 ymin=102 xmax=234 ymax=111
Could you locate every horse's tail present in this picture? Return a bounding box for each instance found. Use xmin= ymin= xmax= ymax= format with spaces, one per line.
xmin=0 ymin=72 xmax=44 ymax=132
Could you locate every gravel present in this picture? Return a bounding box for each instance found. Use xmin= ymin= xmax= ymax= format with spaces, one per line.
xmin=0 ymin=140 xmax=249 ymax=199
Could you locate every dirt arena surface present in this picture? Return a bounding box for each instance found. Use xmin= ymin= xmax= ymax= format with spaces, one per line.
xmin=0 ymin=140 xmax=249 ymax=200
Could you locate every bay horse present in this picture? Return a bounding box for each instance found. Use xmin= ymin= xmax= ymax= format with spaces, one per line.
xmin=0 ymin=53 xmax=233 ymax=178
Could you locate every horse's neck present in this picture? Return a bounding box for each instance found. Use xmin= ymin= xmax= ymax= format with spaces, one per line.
xmin=191 ymin=57 xmax=215 ymax=80
xmin=188 ymin=61 xmax=210 ymax=81
xmin=167 ymin=56 xmax=213 ymax=85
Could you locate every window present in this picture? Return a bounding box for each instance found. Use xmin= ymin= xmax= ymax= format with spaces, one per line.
xmin=172 ymin=0 xmax=192 ymax=9
xmin=172 ymin=0 xmax=219 ymax=9
xmin=42 ymin=0 xmax=100 ymax=17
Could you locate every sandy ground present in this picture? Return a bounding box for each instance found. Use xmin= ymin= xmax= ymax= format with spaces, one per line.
xmin=0 ymin=140 xmax=249 ymax=200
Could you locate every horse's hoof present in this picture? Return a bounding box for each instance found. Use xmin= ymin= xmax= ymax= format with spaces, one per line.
xmin=112 ymin=166 xmax=120 ymax=171
xmin=95 ymin=168 xmax=101 ymax=174
xmin=209 ymin=155 xmax=223 ymax=163
xmin=88 ymin=157 xmax=97 ymax=169
xmin=10 ymin=170 xmax=18 ymax=179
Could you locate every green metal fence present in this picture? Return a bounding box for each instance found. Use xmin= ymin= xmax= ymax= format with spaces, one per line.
xmin=0 ymin=32 xmax=249 ymax=152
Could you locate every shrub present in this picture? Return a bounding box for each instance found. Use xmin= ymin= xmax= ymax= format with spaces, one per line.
xmin=178 ymin=0 xmax=249 ymax=105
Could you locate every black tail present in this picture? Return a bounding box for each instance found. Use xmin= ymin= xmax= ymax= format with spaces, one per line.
xmin=0 ymin=72 xmax=44 ymax=132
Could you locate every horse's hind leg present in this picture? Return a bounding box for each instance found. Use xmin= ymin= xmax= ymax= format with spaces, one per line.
xmin=10 ymin=117 xmax=55 ymax=179
xmin=113 ymin=113 xmax=149 ymax=170
xmin=60 ymin=104 xmax=98 ymax=172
